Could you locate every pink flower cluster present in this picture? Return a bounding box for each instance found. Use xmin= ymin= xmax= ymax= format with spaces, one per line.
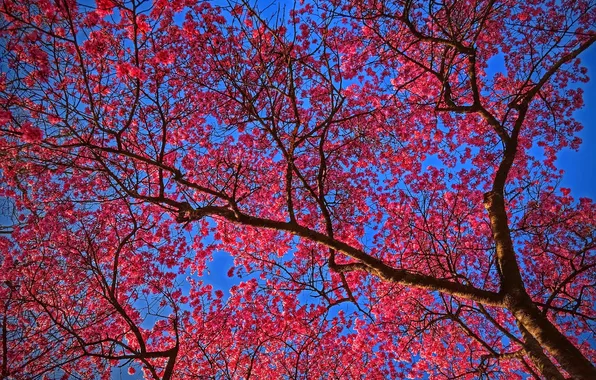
xmin=21 ymin=122 xmax=43 ymax=143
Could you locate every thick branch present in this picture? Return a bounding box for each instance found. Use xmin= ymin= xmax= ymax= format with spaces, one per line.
xmin=519 ymin=36 xmax=596 ymax=108
xmin=178 ymin=205 xmax=504 ymax=306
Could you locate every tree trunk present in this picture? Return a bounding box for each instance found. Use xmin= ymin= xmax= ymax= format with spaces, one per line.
xmin=484 ymin=191 xmax=596 ymax=379
xmin=517 ymin=321 xmax=565 ymax=380
xmin=509 ymin=297 xmax=596 ymax=380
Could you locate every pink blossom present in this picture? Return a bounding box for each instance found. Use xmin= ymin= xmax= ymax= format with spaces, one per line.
xmin=0 ymin=110 xmax=11 ymax=126
xmin=116 ymin=63 xmax=131 ymax=78
xmin=95 ymin=0 xmax=115 ymax=17
xmin=84 ymin=31 xmax=110 ymax=57
xmin=128 ymin=65 xmax=147 ymax=80
xmin=83 ymin=11 xmax=101 ymax=28
xmin=21 ymin=122 xmax=43 ymax=143
xmin=156 ymin=50 xmax=175 ymax=65
xmin=48 ymin=114 xmax=61 ymax=124
xmin=518 ymin=13 xmax=530 ymax=22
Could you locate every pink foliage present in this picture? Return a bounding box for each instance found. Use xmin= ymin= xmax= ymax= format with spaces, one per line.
xmin=0 ymin=0 xmax=594 ymax=379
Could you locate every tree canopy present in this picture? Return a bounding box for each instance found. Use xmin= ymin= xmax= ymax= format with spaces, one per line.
xmin=0 ymin=0 xmax=595 ymax=378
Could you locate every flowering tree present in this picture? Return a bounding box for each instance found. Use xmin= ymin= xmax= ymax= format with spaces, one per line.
xmin=1 ymin=0 xmax=595 ymax=378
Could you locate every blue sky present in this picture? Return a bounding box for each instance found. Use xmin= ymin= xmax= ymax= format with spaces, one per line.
xmin=558 ymin=47 xmax=596 ymax=199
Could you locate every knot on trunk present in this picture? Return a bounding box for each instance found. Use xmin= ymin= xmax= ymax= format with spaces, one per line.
xmin=483 ymin=190 xmax=503 ymax=211
xmin=175 ymin=203 xmax=208 ymax=223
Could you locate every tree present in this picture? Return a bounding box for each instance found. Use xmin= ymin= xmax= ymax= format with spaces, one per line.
xmin=0 ymin=0 xmax=595 ymax=378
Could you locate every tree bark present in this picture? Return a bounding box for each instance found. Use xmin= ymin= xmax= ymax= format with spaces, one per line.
xmin=517 ymin=321 xmax=565 ymax=380
xmin=510 ymin=299 xmax=596 ymax=380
